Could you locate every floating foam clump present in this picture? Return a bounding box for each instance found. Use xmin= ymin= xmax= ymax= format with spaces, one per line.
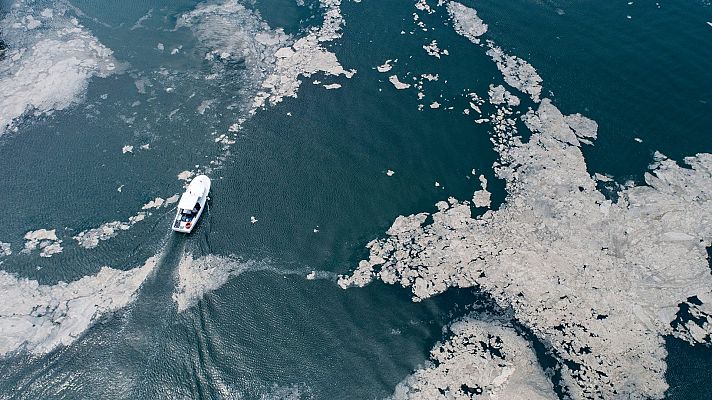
xmin=422 ymin=39 xmax=448 ymax=58
xmin=339 ymin=2 xmax=712 ymax=397
xmin=446 ymin=1 xmax=488 ymax=44
xmin=389 ymin=75 xmax=411 ymax=89
xmin=177 ymin=170 xmax=194 ymax=181
xmin=0 ymin=242 xmax=11 ymax=257
xmin=252 ymin=0 xmax=356 ymax=110
xmin=74 ymin=212 xmax=147 ymax=249
xmin=391 ymin=315 xmax=556 ymax=400
xmin=377 ymin=59 xmax=393 ymax=72
xmin=177 ymin=0 xmax=291 ymax=99
xmin=0 ymin=1 xmax=118 ymax=134
xmin=0 ymin=256 xmax=159 ymax=355
xmin=22 ymin=229 xmax=62 ymax=258
xmin=488 ymin=84 xmax=520 ymax=107
xmin=141 ymin=197 xmax=165 ymax=210
xmin=341 ymin=98 xmax=712 ymax=399
xmin=486 ymin=45 xmax=543 ymax=103
xmin=472 ymin=174 xmax=491 ymax=208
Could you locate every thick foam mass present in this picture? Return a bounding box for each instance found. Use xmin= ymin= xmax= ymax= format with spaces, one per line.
xmin=252 ymin=0 xmax=356 ymax=110
xmin=339 ymin=2 xmax=712 ymax=398
xmin=391 ymin=315 xmax=556 ymax=400
xmin=0 ymin=1 xmax=117 ymax=134
xmin=341 ymin=101 xmax=712 ymax=398
xmin=175 ymin=0 xmax=354 ymax=117
xmin=22 ymin=228 xmax=62 ymax=257
xmin=0 ymin=256 xmax=158 ymax=356
xmin=176 ymin=0 xmax=290 ymax=110
xmin=446 ymin=1 xmax=488 ymax=44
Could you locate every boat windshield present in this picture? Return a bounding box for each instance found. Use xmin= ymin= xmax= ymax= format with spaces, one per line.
xmin=178 ymin=202 xmax=202 ymax=222
xmin=178 ymin=210 xmax=195 ymax=222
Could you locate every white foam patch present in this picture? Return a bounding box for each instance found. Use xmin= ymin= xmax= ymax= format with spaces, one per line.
xmin=391 ymin=315 xmax=556 ymax=399
xmin=165 ymin=194 xmax=180 ymax=205
xmin=423 ymin=39 xmax=448 ymax=58
xmin=22 ymin=229 xmax=63 ymax=258
xmin=488 ymin=84 xmax=520 ymax=107
xmin=472 ymin=174 xmax=491 ymax=208
xmin=177 ymin=170 xmax=195 ymax=181
xmin=177 ymin=0 xmax=290 ymax=112
xmin=486 ymin=44 xmax=543 ymax=103
xmin=0 ymin=255 xmax=159 ymax=355
xmin=339 ymin=3 xmax=712 ymax=397
xmin=415 ymin=0 xmax=435 ymax=14
xmin=74 ymin=212 xmax=147 ymax=249
xmin=173 ymin=253 xmax=333 ymax=312
xmin=142 ymin=197 xmax=165 ymax=210
xmin=305 ymin=270 xmax=336 ymax=281
xmin=72 ymin=194 xmax=172 ymax=250
xmin=0 ymin=1 xmax=118 ymax=134
xmin=341 ymin=98 xmax=712 ymax=398
xmin=446 ymin=1 xmax=488 ymax=44
xmin=73 ymin=193 xmax=175 ymax=250
xmin=0 ymin=242 xmax=12 ymax=257
xmin=173 ymin=0 xmax=353 ymax=187
xmin=252 ymin=0 xmax=356 ymax=110
xmin=377 ymin=59 xmax=393 ymax=72
xmin=389 ymin=75 xmax=411 ymax=89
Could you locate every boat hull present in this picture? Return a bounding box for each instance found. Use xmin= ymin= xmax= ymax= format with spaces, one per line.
xmin=172 ymin=175 xmax=211 ymax=233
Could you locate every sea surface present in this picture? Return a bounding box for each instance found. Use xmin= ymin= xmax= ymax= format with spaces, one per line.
xmin=0 ymin=0 xmax=711 ymax=398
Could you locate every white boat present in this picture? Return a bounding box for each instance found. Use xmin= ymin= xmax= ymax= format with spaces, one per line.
xmin=172 ymin=175 xmax=211 ymax=233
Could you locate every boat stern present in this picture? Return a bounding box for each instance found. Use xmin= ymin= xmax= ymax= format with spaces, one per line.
xmin=172 ymin=214 xmax=196 ymax=233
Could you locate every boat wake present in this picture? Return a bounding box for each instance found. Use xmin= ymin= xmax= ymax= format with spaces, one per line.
xmin=173 ymin=252 xmax=337 ymax=313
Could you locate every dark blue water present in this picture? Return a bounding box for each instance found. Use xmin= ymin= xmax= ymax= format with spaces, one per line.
xmin=1 ymin=0 xmax=711 ymax=398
